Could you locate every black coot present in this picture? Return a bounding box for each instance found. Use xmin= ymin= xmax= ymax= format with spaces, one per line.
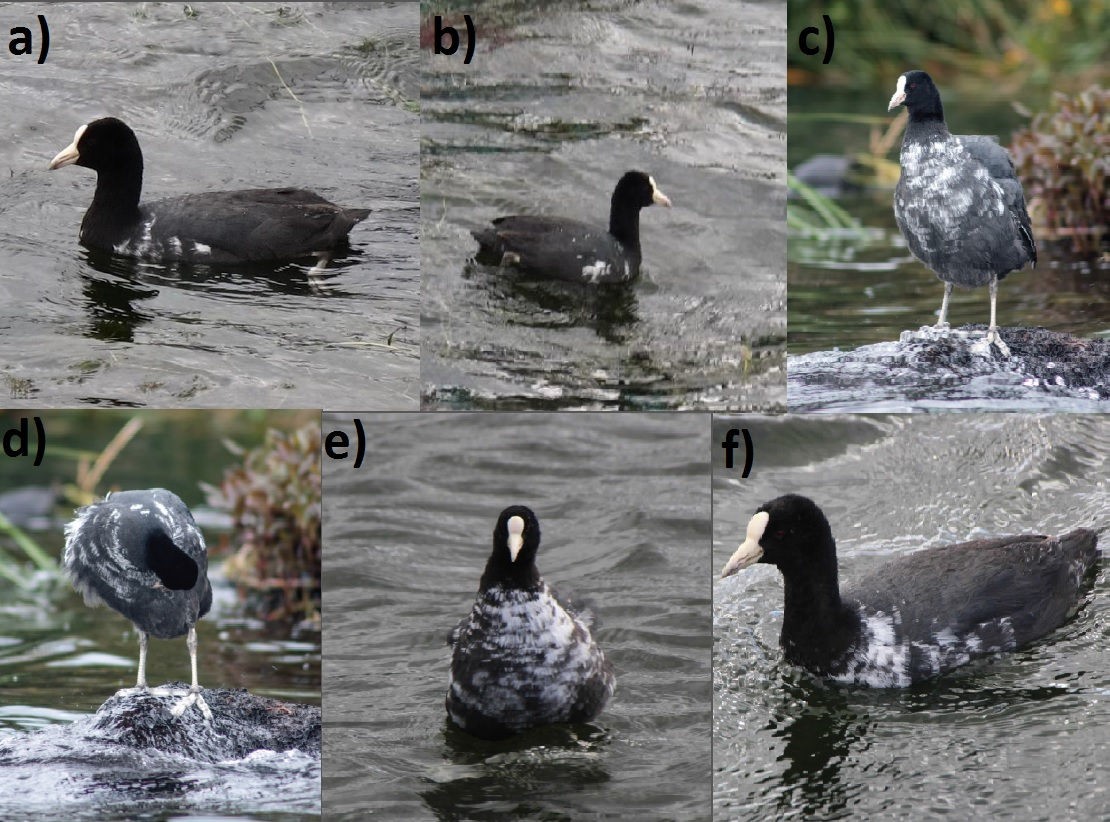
xmin=63 ymin=488 xmax=213 ymax=717
xmin=472 ymin=170 xmax=671 ymax=284
xmin=888 ymin=70 xmax=1036 ymax=355
xmin=49 ymin=117 xmax=369 ymax=266
xmin=720 ymin=494 xmax=1098 ymax=686
xmin=447 ymin=506 xmax=615 ymax=739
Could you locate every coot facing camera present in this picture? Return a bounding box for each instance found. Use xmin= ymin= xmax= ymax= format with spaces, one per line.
xmin=447 ymin=506 xmax=615 ymax=739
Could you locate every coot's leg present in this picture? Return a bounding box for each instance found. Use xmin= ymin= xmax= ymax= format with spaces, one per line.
xmin=170 ymin=625 xmax=213 ymax=720
xmin=136 ymin=630 xmax=149 ymax=689
xmin=935 ymin=282 xmax=953 ymax=328
xmin=985 ymin=275 xmax=1010 ymax=357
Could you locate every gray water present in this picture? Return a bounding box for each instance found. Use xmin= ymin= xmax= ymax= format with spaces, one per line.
xmin=420 ymin=0 xmax=786 ymax=411
xmin=0 ymin=2 xmax=419 ymax=409
xmin=322 ymin=411 xmax=711 ymax=819
xmin=712 ymin=414 xmax=1109 ymax=820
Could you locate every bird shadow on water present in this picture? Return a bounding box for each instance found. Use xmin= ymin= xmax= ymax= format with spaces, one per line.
xmin=74 ymin=247 xmax=365 ymax=343
xmin=419 ymin=720 xmax=613 ymax=819
xmin=761 ymin=663 xmax=1076 ymax=818
xmin=463 ymin=260 xmax=641 ymax=344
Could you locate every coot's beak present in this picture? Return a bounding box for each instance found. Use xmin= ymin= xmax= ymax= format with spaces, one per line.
xmin=49 ymin=141 xmax=79 ymax=170
xmin=649 ymin=176 xmax=672 ymax=208
xmin=720 ymin=510 xmax=769 ymax=578
xmin=507 ymin=515 xmax=525 ymax=562
xmin=49 ymin=123 xmax=87 ymax=170
xmin=887 ymin=74 xmax=907 ymax=111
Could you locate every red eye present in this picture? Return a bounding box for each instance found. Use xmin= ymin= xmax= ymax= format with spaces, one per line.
xmin=774 ymin=530 xmax=786 ymax=539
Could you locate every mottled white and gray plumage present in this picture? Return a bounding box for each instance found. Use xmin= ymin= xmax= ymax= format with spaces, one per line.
xmin=721 ymin=494 xmax=1099 ymax=687
xmin=63 ymin=488 xmax=213 ymax=717
xmin=447 ymin=506 xmax=615 ymax=739
xmin=888 ymin=70 xmax=1036 ymax=355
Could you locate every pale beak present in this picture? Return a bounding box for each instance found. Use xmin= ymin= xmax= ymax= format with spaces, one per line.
xmin=887 ymin=75 xmax=907 ymax=111
xmin=649 ymin=176 xmax=672 ymax=208
xmin=720 ymin=510 xmax=769 ymax=578
xmin=507 ymin=515 xmax=525 ymax=562
xmin=49 ymin=140 xmax=80 ymax=170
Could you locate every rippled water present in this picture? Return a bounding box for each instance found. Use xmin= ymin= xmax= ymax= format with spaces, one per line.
xmin=712 ymin=414 xmax=1109 ymax=820
xmin=322 ymin=412 xmax=711 ymax=819
xmin=0 ymin=2 xmax=419 ymax=408
xmin=420 ymin=0 xmax=786 ymax=410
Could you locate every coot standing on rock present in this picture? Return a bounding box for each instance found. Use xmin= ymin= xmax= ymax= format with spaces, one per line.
xmin=472 ymin=170 xmax=671 ymax=284
xmin=720 ymin=494 xmax=1099 ymax=686
xmin=63 ymin=488 xmax=213 ymax=718
xmin=888 ymin=70 xmax=1036 ymax=356
xmin=49 ymin=117 xmax=369 ymax=266
xmin=447 ymin=506 xmax=615 ymax=739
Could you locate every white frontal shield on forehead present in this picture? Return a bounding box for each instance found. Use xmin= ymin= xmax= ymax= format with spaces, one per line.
xmin=507 ymin=515 xmax=525 ymax=562
xmin=720 ymin=510 xmax=769 ymax=578
xmin=888 ymin=74 xmax=907 ymax=110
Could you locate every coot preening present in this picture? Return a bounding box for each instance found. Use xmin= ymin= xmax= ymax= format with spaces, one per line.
xmin=472 ymin=170 xmax=671 ymax=284
xmin=720 ymin=494 xmax=1099 ymax=687
xmin=447 ymin=506 xmax=615 ymax=739
xmin=63 ymin=488 xmax=213 ymax=717
xmin=888 ymin=70 xmax=1036 ymax=356
xmin=49 ymin=117 xmax=369 ymax=266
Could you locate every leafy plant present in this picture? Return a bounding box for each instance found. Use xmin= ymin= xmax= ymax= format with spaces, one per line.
xmin=205 ymin=422 xmax=321 ymax=625
xmin=1010 ymin=85 xmax=1107 ymax=253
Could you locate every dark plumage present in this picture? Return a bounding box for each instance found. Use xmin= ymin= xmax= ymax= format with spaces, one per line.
xmin=63 ymin=488 xmax=213 ymax=716
xmin=720 ymin=494 xmax=1099 ymax=687
xmin=472 ymin=170 xmax=671 ymax=283
xmin=447 ymin=506 xmax=615 ymax=739
xmin=888 ymin=70 xmax=1036 ymax=355
xmin=49 ymin=117 xmax=369 ymax=265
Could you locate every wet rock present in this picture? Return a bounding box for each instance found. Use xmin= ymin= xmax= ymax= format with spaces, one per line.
xmin=789 ymin=325 xmax=1110 ymax=411
xmin=0 ymin=684 xmax=319 ymax=765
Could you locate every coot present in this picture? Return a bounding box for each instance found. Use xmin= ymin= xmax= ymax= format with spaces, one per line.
xmin=888 ymin=71 xmax=1036 ymax=355
xmin=49 ymin=117 xmax=369 ymax=265
xmin=720 ymin=494 xmax=1099 ymax=686
xmin=63 ymin=488 xmax=213 ymax=717
xmin=472 ymin=170 xmax=671 ymax=283
xmin=447 ymin=506 xmax=615 ymax=738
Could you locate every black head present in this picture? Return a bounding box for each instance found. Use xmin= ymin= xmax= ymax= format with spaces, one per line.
xmin=720 ymin=493 xmax=838 ymax=582
xmin=480 ymin=505 xmax=543 ymax=590
xmin=612 ymin=170 xmax=672 ymax=211
xmin=49 ymin=116 xmax=143 ymax=176
xmin=887 ymin=70 xmax=944 ymax=123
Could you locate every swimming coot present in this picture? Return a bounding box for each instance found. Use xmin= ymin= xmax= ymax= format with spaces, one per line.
xmin=720 ymin=494 xmax=1099 ymax=687
xmin=49 ymin=117 xmax=369 ymax=265
xmin=63 ymin=488 xmax=213 ymax=717
xmin=447 ymin=506 xmax=615 ymax=739
xmin=888 ymin=70 xmax=1036 ymax=356
xmin=472 ymin=170 xmax=671 ymax=283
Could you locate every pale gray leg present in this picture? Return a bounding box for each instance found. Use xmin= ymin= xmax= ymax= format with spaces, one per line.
xmin=136 ymin=630 xmax=149 ymax=689
xmin=935 ymin=282 xmax=953 ymax=328
xmin=985 ymin=275 xmax=1010 ymax=356
xmin=171 ymin=625 xmax=212 ymax=720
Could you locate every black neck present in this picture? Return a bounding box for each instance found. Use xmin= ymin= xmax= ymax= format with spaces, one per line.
xmin=609 ymin=201 xmax=642 ymax=252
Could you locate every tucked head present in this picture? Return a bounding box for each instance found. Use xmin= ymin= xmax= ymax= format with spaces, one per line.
xmin=49 ymin=116 xmax=143 ymax=174
xmin=887 ymin=70 xmax=943 ymax=120
xmin=720 ymin=494 xmax=837 ymax=579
